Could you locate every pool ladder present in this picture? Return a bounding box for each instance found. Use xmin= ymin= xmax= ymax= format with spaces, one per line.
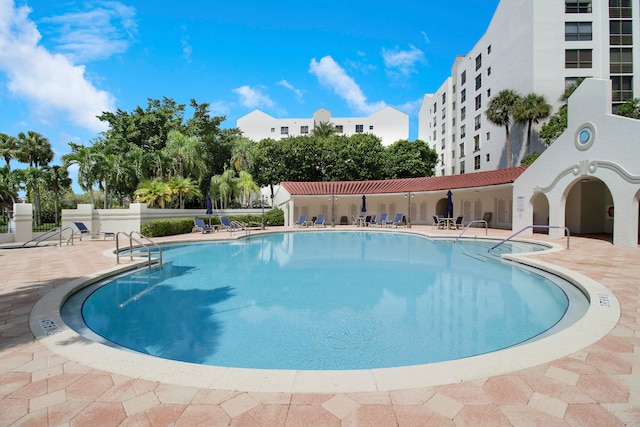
xmin=488 ymin=225 xmax=570 ymax=252
xmin=115 ymin=231 xmax=163 ymax=270
xmin=454 ymin=220 xmax=489 ymax=242
xmin=22 ymin=226 xmax=75 ymax=247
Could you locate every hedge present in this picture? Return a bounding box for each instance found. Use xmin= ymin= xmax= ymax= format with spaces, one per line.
xmin=140 ymin=208 xmax=284 ymax=237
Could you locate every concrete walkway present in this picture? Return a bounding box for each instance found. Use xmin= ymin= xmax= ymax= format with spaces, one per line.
xmin=1 ymin=226 xmax=639 ymax=426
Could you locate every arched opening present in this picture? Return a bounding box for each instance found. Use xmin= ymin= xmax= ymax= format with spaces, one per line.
xmin=435 ymin=198 xmax=448 ymax=217
xmin=531 ymin=193 xmax=550 ymax=234
xmin=564 ymin=177 xmax=613 ymax=242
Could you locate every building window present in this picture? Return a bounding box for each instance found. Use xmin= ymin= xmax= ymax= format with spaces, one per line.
xmin=441 ymin=153 xmax=445 ymax=164
xmin=442 ymin=93 xmax=447 ymax=104
xmin=460 ymin=161 xmax=466 ymax=174
xmin=565 ymin=49 xmax=592 ymax=68
xmin=474 ymin=155 xmax=481 ymax=170
xmin=441 ymin=123 xmax=446 ymax=134
xmin=487 ymin=67 xmax=491 ymax=76
xmin=461 ymin=106 xmax=466 ymax=120
xmin=475 ymin=94 xmax=482 ymax=110
xmin=270 ymin=128 xmax=275 ymax=133
xmin=565 ymin=22 xmax=593 ymax=41
xmin=433 ymin=130 xmax=437 ymax=141
xmin=611 ymin=75 xmax=633 ymax=103
xmin=461 ymin=70 xmax=467 ymax=85
xmin=474 ymin=115 xmax=481 ymax=130
xmin=442 ymin=108 xmax=446 ymax=119
xmin=300 ymin=126 xmax=309 ymax=134
xmin=565 ymin=1 xmax=592 ymax=13
xmin=355 ymin=124 xmax=364 ymax=133
xmin=280 ymin=126 xmax=289 ymax=135
xmin=609 ymin=0 xmax=632 ymax=19
xmin=451 ymin=166 xmax=456 ymax=174
xmin=610 ymin=48 xmax=633 ymax=74
xmin=452 ymin=133 xmax=456 ymax=142
xmin=335 ymin=125 xmax=343 ymax=132
xmin=610 ymin=20 xmax=633 ymax=45
xmin=486 ymin=153 xmax=491 ymax=162
xmin=460 ymin=125 xmax=466 ymax=138
xmin=487 ymin=45 xmax=492 ymax=54
xmin=459 ymin=142 xmax=465 ymax=157
xmin=369 ymin=125 xmax=374 ymax=130
xmin=451 ymin=149 xmax=456 ymax=159
xmin=475 ymin=74 xmax=482 ymax=90
xmin=461 ymin=88 xmax=466 ymax=103
xmin=475 ymin=54 xmax=482 ymax=71
xmin=486 ymin=132 xmax=491 ymax=141
xmin=441 ymin=138 xmax=445 ymax=149
xmin=474 ymin=135 xmax=481 ymax=151
xmin=487 ymin=88 xmax=491 ymax=98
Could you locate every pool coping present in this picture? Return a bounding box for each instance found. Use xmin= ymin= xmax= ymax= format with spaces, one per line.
xmin=29 ymin=232 xmax=620 ymax=393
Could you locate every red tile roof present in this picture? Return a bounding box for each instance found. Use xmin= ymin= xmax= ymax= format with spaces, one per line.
xmin=281 ymin=166 xmax=528 ymax=195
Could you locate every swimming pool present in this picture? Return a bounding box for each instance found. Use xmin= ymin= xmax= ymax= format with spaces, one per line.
xmin=64 ymin=231 xmax=589 ymax=371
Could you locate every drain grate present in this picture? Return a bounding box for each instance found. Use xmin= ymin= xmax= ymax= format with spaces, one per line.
xmin=38 ymin=318 xmax=62 ymax=336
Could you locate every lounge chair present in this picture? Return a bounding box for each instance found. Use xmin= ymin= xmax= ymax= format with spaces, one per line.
xmin=454 ymin=215 xmax=465 ymax=229
xmin=193 ymin=218 xmax=213 ymax=233
xmin=373 ymin=213 xmax=387 ymax=227
xmin=294 ymin=215 xmax=307 ymax=227
xmin=386 ymin=213 xmax=404 ymax=228
xmin=364 ymin=215 xmax=372 ymax=226
xmin=73 ymin=222 xmax=92 ymax=240
xmin=482 ymin=212 xmax=492 ymax=227
xmin=368 ymin=215 xmax=379 ymax=226
xmin=220 ymin=216 xmax=244 ymax=231
xmin=314 ymin=214 xmax=326 ymax=227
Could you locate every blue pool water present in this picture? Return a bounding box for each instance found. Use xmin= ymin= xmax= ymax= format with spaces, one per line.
xmin=74 ymin=232 xmax=579 ymax=370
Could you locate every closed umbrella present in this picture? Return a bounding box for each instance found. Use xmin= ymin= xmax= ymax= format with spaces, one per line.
xmin=205 ymin=194 xmax=213 ymax=225
xmin=361 ymin=195 xmax=367 ymax=213
xmin=446 ymin=190 xmax=453 ymax=218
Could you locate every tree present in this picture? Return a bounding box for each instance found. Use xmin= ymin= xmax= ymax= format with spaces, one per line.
xmin=616 ymin=98 xmax=640 ymax=119
xmin=539 ymin=79 xmax=585 ymax=146
xmin=235 ymin=171 xmax=259 ymax=208
xmin=311 ymin=121 xmax=338 ymax=138
xmin=210 ymin=169 xmax=236 ymax=209
xmin=168 ymin=177 xmax=202 ymax=209
xmin=514 ymin=93 xmax=552 ymax=157
xmin=164 ymin=130 xmax=205 ymax=180
xmin=62 ymin=143 xmax=101 ymax=207
xmin=15 ymin=131 xmax=54 ymax=167
xmin=485 ymin=89 xmax=522 ymax=168
xmin=230 ymin=137 xmax=255 ymax=172
xmin=384 ymin=139 xmax=438 ymax=178
xmin=0 ymin=133 xmax=18 ymax=167
xmin=134 ymin=180 xmax=173 ymax=208
xmin=43 ymin=165 xmax=71 ymax=226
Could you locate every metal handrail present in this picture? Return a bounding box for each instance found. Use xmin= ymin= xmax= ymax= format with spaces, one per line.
xmin=22 ymin=226 xmax=74 ymax=247
xmin=455 ymin=220 xmax=488 ymax=242
xmin=488 ymin=225 xmax=570 ymax=252
xmin=115 ymin=231 xmax=163 ymax=270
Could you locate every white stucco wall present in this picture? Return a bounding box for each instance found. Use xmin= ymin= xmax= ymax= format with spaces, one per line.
xmin=513 ymin=78 xmax=640 ymax=247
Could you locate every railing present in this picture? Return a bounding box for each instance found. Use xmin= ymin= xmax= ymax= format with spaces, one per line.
xmin=22 ymin=227 xmax=74 ymax=248
xmin=488 ymin=225 xmax=570 ymax=252
xmin=455 ymin=220 xmax=488 ymax=242
xmin=115 ymin=231 xmax=163 ymax=270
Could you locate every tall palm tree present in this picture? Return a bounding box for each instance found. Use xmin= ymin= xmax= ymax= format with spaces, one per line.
xmin=485 ymin=89 xmax=522 ymax=168
xmin=514 ymin=93 xmax=552 ymax=156
xmin=134 ymin=180 xmax=173 ymax=208
xmin=164 ymin=130 xmax=205 ymax=181
xmin=0 ymin=133 xmax=18 ymax=168
xmin=210 ymin=169 xmax=236 ymax=209
xmin=62 ymin=143 xmax=101 ymax=207
xmin=16 ymin=131 xmax=54 ymax=167
xmin=311 ymin=121 xmax=338 ymax=138
xmin=43 ymin=165 xmax=71 ymax=226
xmin=230 ymin=137 xmax=255 ymax=172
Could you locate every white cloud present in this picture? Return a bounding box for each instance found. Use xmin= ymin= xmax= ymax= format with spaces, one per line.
xmin=421 ymin=31 xmax=430 ymax=44
xmin=40 ymin=1 xmax=137 ymax=63
xmin=181 ymin=34 xmax=192 ymax=63
xmin=277 ymin=79 xmax=303 ymax=100
xmin=0 ymin=0 xmax=116 ymax=132
xmin=309 ymin=56 xmax=385 ymax=115
xmin=233 ymin=85 xmax=275 ymax=109
xmin=382 ymin=45 xmax=426 ymax=78
xmin=396 ymin=98 xmax=423 ymax=116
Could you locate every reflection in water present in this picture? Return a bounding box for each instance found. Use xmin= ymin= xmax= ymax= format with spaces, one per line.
xmin=78 ymin=232 xmax=576 ymax=370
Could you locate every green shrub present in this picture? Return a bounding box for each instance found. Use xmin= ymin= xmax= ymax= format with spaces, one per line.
xmin=141 ymin=218 xmax=193 ymax=237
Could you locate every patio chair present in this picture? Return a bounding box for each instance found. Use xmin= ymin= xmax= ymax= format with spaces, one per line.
xmin=368 ymin=214 xmax=379 ymax=226
xmin=193 ymin=218 xmax=213 ymax=233
xmin=314 ymin=214 xmax=326 ymax=227
xmin=220 ymin=216 xmax=244 ymax=231
xmin=294 ymin=215 xmax=307 ymax=227
xmin=454 ymin=216 xmax=465 ymax=229
xmin=434 ymin=214 xmax=446 ymax=229
xmin=372 ymin=213 xmax=387 ymax=227
xmin=386 ymin=213 xmax=404 ymax=228
xmin=73 ymin=221 xmax=94 ymax=240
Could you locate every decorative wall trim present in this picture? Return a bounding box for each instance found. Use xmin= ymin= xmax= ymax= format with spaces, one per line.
xmin=534 ymin=160 xmax=640 ymax=193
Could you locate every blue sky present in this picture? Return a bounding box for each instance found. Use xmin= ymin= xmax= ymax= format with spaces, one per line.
xmin=0 ymin=0 xmax=500 ymax=174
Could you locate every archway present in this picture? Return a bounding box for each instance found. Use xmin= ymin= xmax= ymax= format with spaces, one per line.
xmin=531 ymin=193 xmax=550 ymax=234
xmin=564 ymin=177 xmax=613 ymax=242
xmin=435 ymin=198 xmax=448 ymax=217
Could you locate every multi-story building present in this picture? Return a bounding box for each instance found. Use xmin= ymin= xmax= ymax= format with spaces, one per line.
xmin=237 ymin=106 xmax=409 ymax=146
xmin=419 ymin=0 xmax=638 ymax=176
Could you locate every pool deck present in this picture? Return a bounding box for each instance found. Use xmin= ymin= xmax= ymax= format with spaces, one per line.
xmin=1 ymin=226 xmax=639 ymax=426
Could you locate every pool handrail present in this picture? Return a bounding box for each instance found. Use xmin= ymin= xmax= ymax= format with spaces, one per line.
xmin=488 ymin=225 xmax=570 ymax=252
xmin=115 ymin=231 xmax=163 ymax=270
xmin=455 ymin=220 xmax=488 ymax=242
xmin=22 ymin=226 xmax=74 ymax=248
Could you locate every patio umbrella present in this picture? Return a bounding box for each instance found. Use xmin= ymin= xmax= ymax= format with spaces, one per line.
xmin=361 ymin=195 xmax=367 ymax=213
xmin=446 ymin=190 xmax=454 ymax=218
xmin=205 ymin=194 xmax=213 ymax=215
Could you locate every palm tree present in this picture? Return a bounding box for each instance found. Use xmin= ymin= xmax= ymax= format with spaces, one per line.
xmin=514 ymin=93 xmax=552 ymax=156
xmin=134 ymin=180 xmax=173 ymax=208
xmin=230 ymin=137 xmax=255 ymax=172
xmin=235 ymin=171 xmax=259 ymax=208
xmin=485 ymin=89 xmax=522 ymax=168
xmin=0 ymin=133 xmax=18 ymax=168
xmin=616 ymin=98 xmax=640 ymax=119
xmin=210 ymin=169 xmax=236 ymax=209
xmin=43 ymin=165 xmax=71 ymax=226
xmin=16 ymin=131 xmax=54 ymax=167
xmin=168 ymin=177 xmax=202 ymax=209
xmin=63 ymin=143 xmax=101 ymax=207
xmin=164 ymin=130 xmax=205 ymax=181
xmin=311 ymin=121 xmax=338 ymax=138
